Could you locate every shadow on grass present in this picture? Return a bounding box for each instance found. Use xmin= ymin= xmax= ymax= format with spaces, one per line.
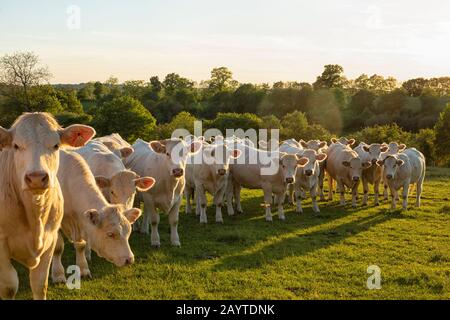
xmin=211 ymin=211 xmax=396 ymax=271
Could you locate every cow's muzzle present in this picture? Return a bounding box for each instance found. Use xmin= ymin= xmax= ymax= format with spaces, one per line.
xmin=25 ymin=171 xmax=49 ymax=190
xmin=172 ymin=168 xmax=184 ymax=178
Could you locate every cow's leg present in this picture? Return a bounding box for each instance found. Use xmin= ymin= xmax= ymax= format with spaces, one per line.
xmin=383 ymin=183 xmax=389 ymax=201
xmin=352 ymin=182 xmax=359 ymax=208
xmin=402 ymin=181 xmax=410 ymax=210
xmin=214 ymin=187 xmax=226 ymax=223
xmin=51 ymin=232 xmax=66 ymax=284
xmin=185 ymin=187 xmax=192 ymax=214
xmin=362 ymin=179 xmax=369 ymax=206
xmin=327 ymin=175 xmax=334 ymax=201
xmin=374 ymin=180 xmax=380 ymax=206
xmin=0 ymin=241 xmax=19 ymax=300
xmin=287 ymin=183 xmax=295 ymax=205
xmin=311 ymin=184 xmax=320 ymax=213
xmin=295 ymin=184 xmax=303 ymax=214
xmin=318 ymin=168 xmax=325 ymax=201
xmin=390 ymin=186 xmax=397 ymax=210
xmin=196 ymin=184 xmax=208 ymax=224
xmin=226 ymin=177 xmax=235 ymax=216
xmin=29 ymin=234 xmax=57 ymax=300
xmin=132 ymin=194 xmax=142 ymax=231
xmin=276 ymin=193 xmax=285 ymax=220
xmin=168 ymin=200 xmax=182 ymax=247
xmin=140 ymin=193 xmax=151 ymax=234
xmin=74 ymin=241 xmax=91 ymax=279
xmin=338 ymin=179 xmax=346 ymax=206
xmin=262 ymin=185 xmax=273 ymax=222
xmin=143 ymin=196 xmax=160 ymax=247
xmin=85 ymin=242 xmax=92 ymax=262
xmin=234 ymin=183 xmax=243 ymax=214
xmin=416 ymin=172 xmax=425 ymax=207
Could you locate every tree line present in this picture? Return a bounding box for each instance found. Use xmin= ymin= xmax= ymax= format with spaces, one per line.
xmin=1 ymin=52 xmax=449 ymax=165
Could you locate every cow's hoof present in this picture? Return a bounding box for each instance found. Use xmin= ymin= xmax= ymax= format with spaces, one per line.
xmin=279 ymin=216 xmax=286 ymax=221
xmin=151 ymin=242 xmax=161 ymax=248
xmin=171 ymin=241 xmax=181 ymax=247
xmin=216 ymin=219 xmax=224 ymax=224
xmin=81 ymin=270 xmax=92 ymax=279
xmin=237 ymin=211 xmax=244 ymax=215
xmin=265 ymin=217 xmax=273 ymax=222
xmin=52 ymin=274 xmax=67 ymax=284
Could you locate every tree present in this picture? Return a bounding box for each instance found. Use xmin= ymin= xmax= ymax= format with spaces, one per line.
xmin=93 ymin=81 xmax=109 ymax=100
xmin=313 ymin=64 xmax=349 ymax=89
xmin=207 ymin=67 xmax=239 ymax=94
xmin=0 ymin=51 xmax=51 ymax=110
xmin=434 ymin=104 xmax=450 ymax=164
xmin=163 ymin=73 xmax=194 ymax=95
xmin=157 ymin=111 xmax=197 ymax=138
xmin=280 ymin=111 xmax=309 ymax=140
xmin=92 ymin=96 xmax=156 ymax=142
xmin=402 ymin=78 xmax=428 ymax=97
xmin=207 ymin=112 xmax=263 ymax=134
xmin=77 ymin=82 xmax=95 ymax=101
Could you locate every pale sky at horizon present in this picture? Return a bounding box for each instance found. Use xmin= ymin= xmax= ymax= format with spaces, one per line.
xmin=0 ymin=0 xmax=449 ymax=84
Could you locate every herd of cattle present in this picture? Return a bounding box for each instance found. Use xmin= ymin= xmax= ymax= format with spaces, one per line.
xmin=0 ymin=112 xmax=426 ymax=299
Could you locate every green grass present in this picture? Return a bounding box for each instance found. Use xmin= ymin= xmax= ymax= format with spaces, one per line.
xmin=15 ymin=167 xmax=450 ymax=300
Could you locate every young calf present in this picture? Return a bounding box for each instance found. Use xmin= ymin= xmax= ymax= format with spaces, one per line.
xmin=95 ymin=133 xmax=134 ymax=159
xmin=52 ymin=150 xmax=144 ymax=281
xmin=378 ymin=148 xmax=425 ymax=210
xmin=299 ymin=140 xmax=328 ymax=200
xmin=227 ymin=144 xmax=309 ymax=221
xmin=76 ymin=141 xmax=155 ymax=209
xmin=185 ymin=143 xmax=241 ymax=223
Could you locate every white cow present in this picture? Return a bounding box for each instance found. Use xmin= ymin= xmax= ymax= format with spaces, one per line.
xmin=95 ymin=133 xmax=134 ymax=159
xmin=354 ymin=142 xmax=389 ymax=205
xmin=124 ymin=138 xmax=202 ymax=247
xmin=381 ymin=142 xmax=407 ymax=200
xmin=326 ymin=146 xmax=372 ymax=207
xmin=185 ymin=143 xmax=241 ymax=223
xmin=378 ymin=148 xmax=425 ymax=210
xmin=227 ymin=144 xmax=309 ymax=221
xmin=52 ymin=150 xmax=145 ymax=282
xmin=76 ymin=141 xmax=155 ymax=209
xmin=299 ymin=140 xmax=328 ymax=200
xmin=0 ymin=112 xmax=94 ymax=300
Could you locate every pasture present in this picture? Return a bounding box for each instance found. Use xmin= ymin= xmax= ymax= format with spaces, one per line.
xmin=15 ymin=167 xmax=450 ymax=300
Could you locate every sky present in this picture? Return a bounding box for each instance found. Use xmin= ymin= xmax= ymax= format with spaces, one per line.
xmin=0 ymin=0 xmax=449 ymax=84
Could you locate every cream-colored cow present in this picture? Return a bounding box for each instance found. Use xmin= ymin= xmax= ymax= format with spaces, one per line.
xmin=0 ymin=112 xmax=94 ymax=300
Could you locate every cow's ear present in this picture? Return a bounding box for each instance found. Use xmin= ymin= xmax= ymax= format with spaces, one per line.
xmin=95 ymin=176 xmax=111 ymax=188
xmin=120 ymin=147 xmax=134 ymax=158
xmin=362 ymin=161 xmax=372 ymax=168
xmin=134 ymin=177 xmax=155 ymax=192
xmin=0 ymin=127 xmax=12 ymax=150
xmin=380 ymin=145 xmax=389 ymax=152
xmin=316 ymin=153 xmax=327 ymax=162
xmin=189 ymin=141 xmax=202 ymax=154
xmin=59 ymin=125 xmax=96 ymax=147
xmin=342 ymin=161 xmax=351 ymax=167
xmin=331 ymin=138 xmax=338 ymax=144
xmin=376 ymin=159 xmax=384 ymax=166
xmin=124 ymin=208 xmax=142 ymax=224
xmin=396 ymin=159 xmax=405 ymax=166
xmin=230 ymin=149 xmax=241 ymax=159
xmin=297 ymin=157 xmax=309 ymax=167
xmin=319 ymin=141 xmax=327 ymax=148
xmin=149 ymin=141 xmax=166 ymax=154
xmin=84 ymin=209 xmax=101 ymax=226
xmin=348 ymin=139 xmax=356 ymax=146
xmin=363 ymin=145 xmax=370 ymax=152
xmin=300 ymin=140 xmax=308 ymax=148
xmin=398 ymin=144 xmax=406 ymax=151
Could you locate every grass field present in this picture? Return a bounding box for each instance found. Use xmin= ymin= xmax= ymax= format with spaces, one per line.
xmin=15 ymin=167 xmax=450 ymax=300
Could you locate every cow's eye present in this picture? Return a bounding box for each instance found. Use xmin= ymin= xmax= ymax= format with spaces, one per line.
xmin=14 ymin=144 xmax=19 ymax=150
xmin=53 ymin=144 xmax=60 ymax=150
xmin=110 ymin=190 xmax=115 ymax=196
xmin=166 ymin=152 xmax=170 ymax=157
xmin=107 ymin=232 xmax=115 ymax=239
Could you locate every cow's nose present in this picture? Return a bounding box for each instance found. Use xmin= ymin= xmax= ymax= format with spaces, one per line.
xmin=352 ymin=176 xmax=360 ymax=182
xmin=386 ymin=174 xmax=393 ymax=180
xmin=218 ymin=169 xmax=226 ymax=176
xmin=286 ymin=177 xmax=294 ymax=183
xmin=124 ymin=256 xmax=134 ymax=266
xmin=25 ymin=171 xmax=49 ymax=189
xmin=305 ymin=169 xmax=313 ymax=176
xmin=172 ymin=168 xmax=184 ymax=177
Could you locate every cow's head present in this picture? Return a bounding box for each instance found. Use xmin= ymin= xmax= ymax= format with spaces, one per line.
xmin=377 ymin=155 xmax=405 ymax=180
xmin=149 ymin=138 xmax=202 ymax=179
xmin=203 ymin=144 xmax=241 ymax=176
xmin=342 ymin=157 xmax=372 ymax=182
xmin=331 ymin=137 xmax=355 ymax=146
xmin=300 ymin=149 xmax=327 ymax=177
xmin=362 ymin=143 xmax=389 ymax=165
xmin=301 ymin=139 xmax=328 ymax=151
xmin=279 ymin=153 xmax=309 ymax=184
xmin=0 ymin=112 xmax=95 ymax=194
xmin=83 ymin=205 xmax=141 ymax=267
xmin=95 ymin=170 xmax=155 ymax=208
